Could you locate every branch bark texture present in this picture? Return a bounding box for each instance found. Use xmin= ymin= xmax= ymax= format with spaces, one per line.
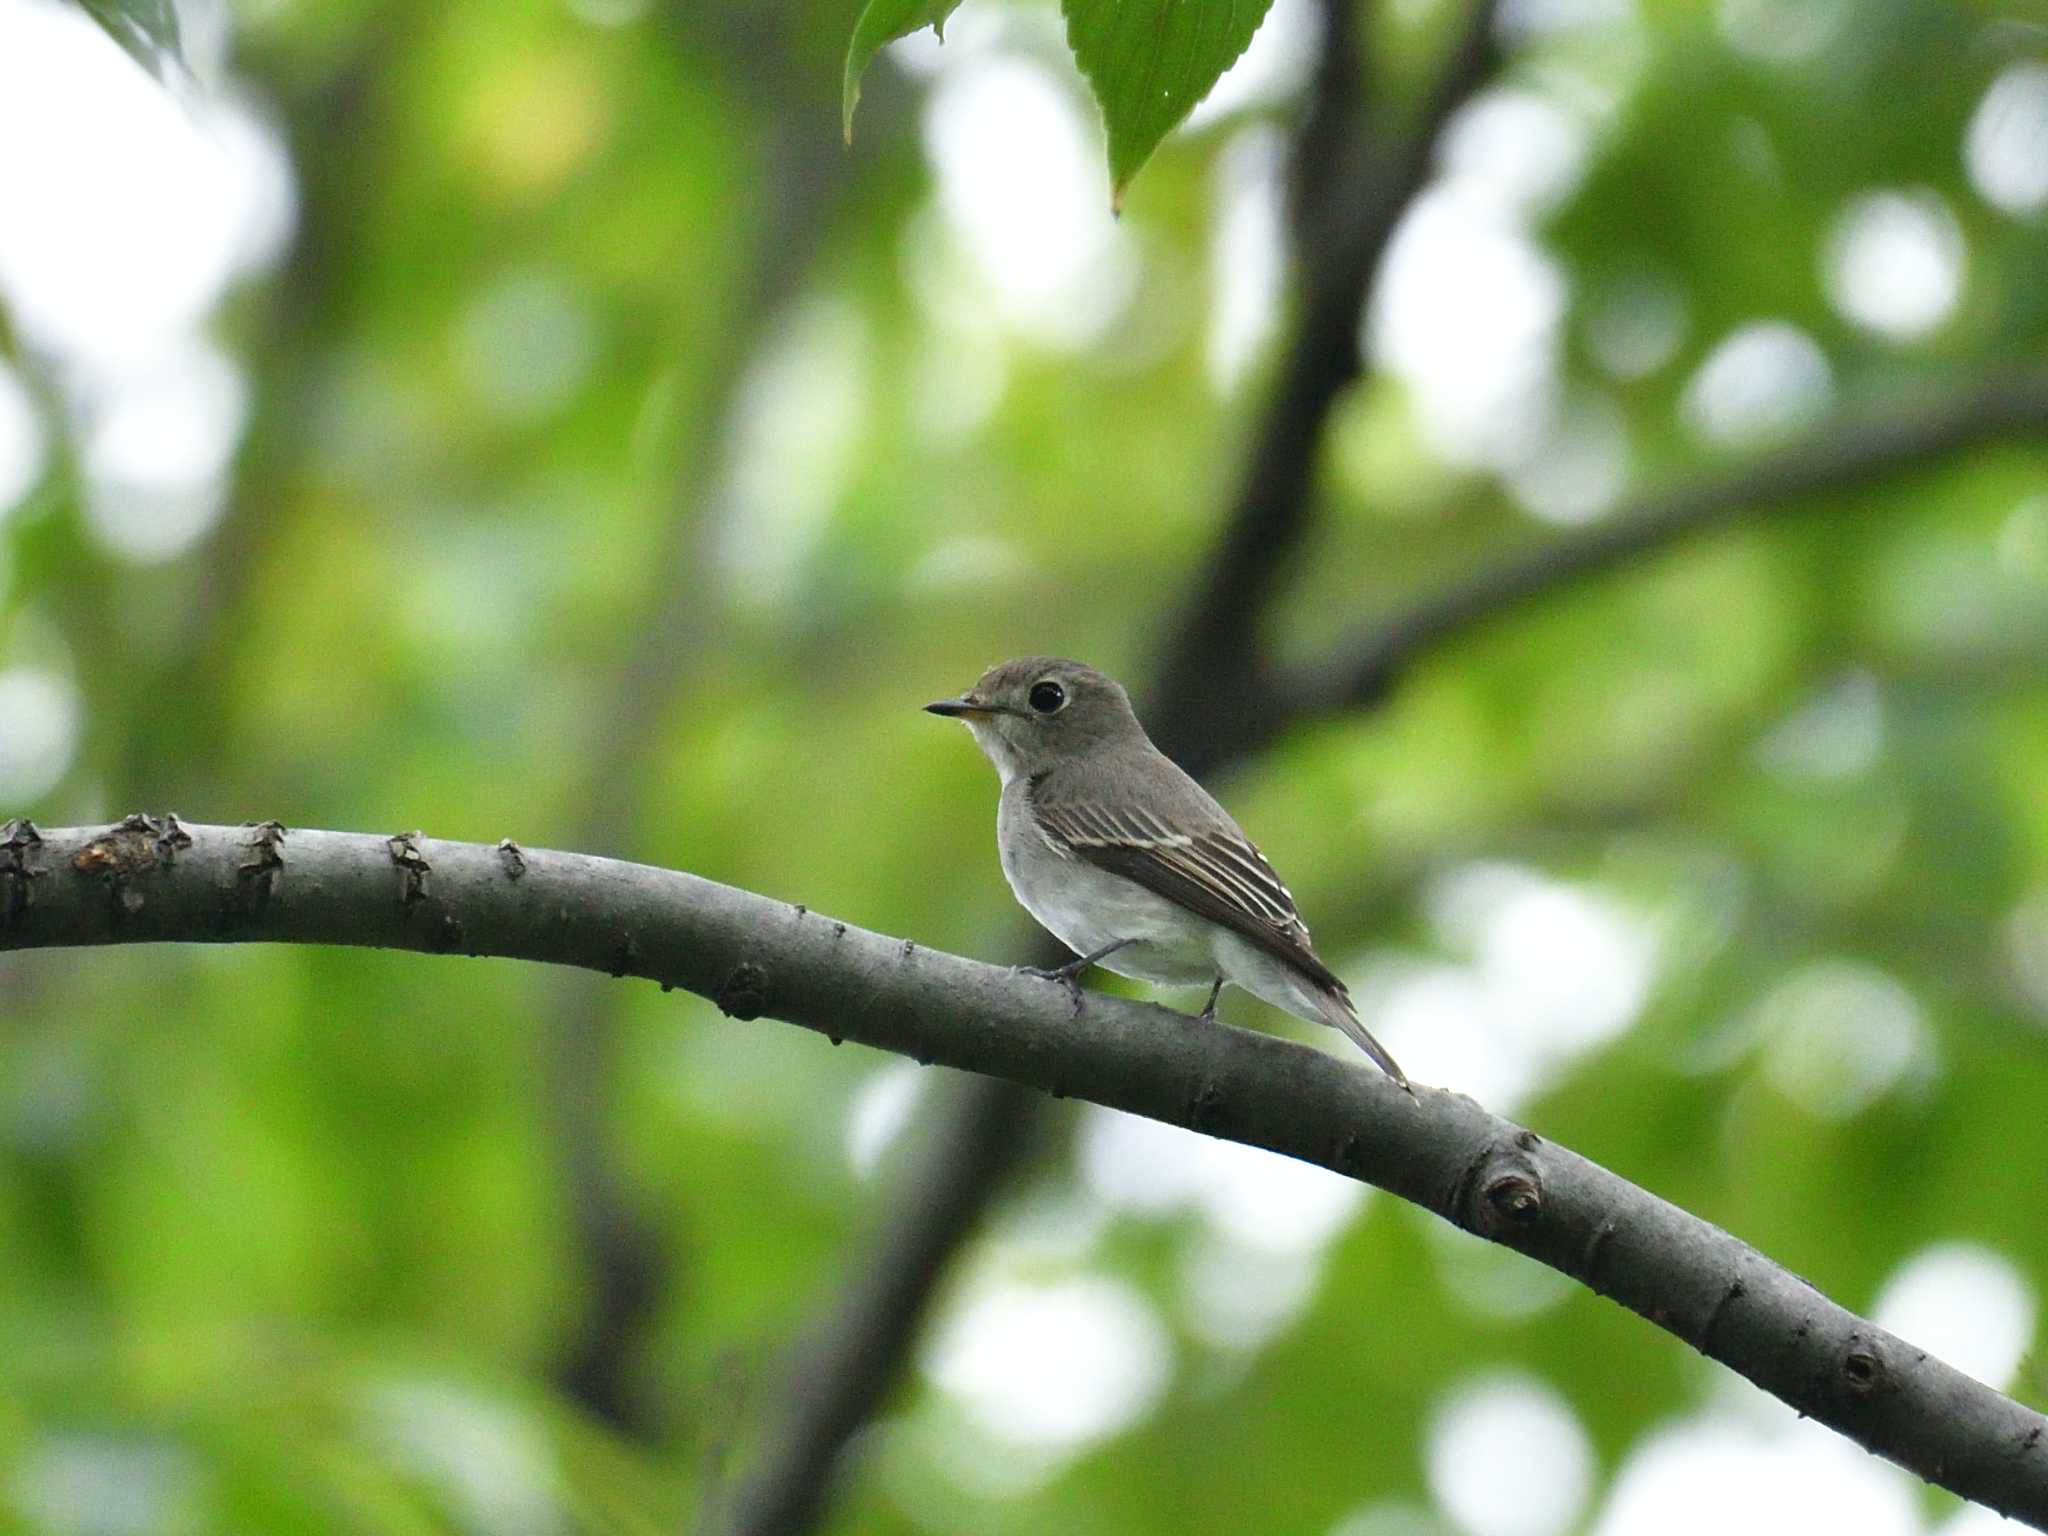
xmin=7 ymin=816 xmax=2048 ymax=1527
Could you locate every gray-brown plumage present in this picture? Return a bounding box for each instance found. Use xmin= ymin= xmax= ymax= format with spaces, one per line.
xmin=928 ymin=656 xmax=1407 ymax=1085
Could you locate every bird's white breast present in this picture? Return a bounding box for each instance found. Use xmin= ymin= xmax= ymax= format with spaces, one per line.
xmin=995 ymin=779 xmax=1216 ymax=986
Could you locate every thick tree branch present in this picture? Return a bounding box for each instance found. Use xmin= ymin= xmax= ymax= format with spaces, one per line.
xmin=1281 ymin=363 xmax=2048 ymax=724
xmin=6 ymin=816 xmax=2047 ymax=1527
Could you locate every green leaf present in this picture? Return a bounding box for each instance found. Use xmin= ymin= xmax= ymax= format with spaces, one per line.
xmin=843 ymin=0 xmax=964 ymax=143
xmin=1061 ymin=0 xmax=1275 ymax=208
xmin=74 ymin=0 xmax=184 ymax=79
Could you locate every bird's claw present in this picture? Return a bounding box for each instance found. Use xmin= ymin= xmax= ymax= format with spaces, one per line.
xmin=1015 ymin=962 xmax=1089 ymax=1015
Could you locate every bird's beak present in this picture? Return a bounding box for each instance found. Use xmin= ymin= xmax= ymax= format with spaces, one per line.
xmin=925 ymin=696 xmax=991 ymax=720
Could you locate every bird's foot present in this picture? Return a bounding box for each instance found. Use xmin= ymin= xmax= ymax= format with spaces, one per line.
xmin=1015 ymin=959 xmax=1090 ymax=1015
xmin=1015 ymin=939 xmax=1132 ymax=1017
xmin=1193 ymin=975 xmax=1225 ymax=1026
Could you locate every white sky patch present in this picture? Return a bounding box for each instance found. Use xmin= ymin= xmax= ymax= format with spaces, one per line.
xmin=1870 ymin=1244 xmax=2036 ymax=1391
xmin=991 ymin=1189 xmax=1113 ymax=1267
xmin=0 ymin=667 xmax=82 ymax=802
xmin=1680 ymin=320 xmax=1833 ymax=449
xmin=1359 ymin=958 xmax=1532 ymax=1105
xmin=0 ymin=361 xmax=46 ymax=520
xmin=1437 ymin=88 xmax=1591 ymax=217
xmin=1823 ymin=189 xmax=1965 ymax=342
xmin=1589 ymin=1416 xmax=1919 ymax=1536
xmin=1753 ymin=670 xmax=1883 ymax=781
xmin=1178 ymin=1230 xmax=1323 ymax=1350
xmin=455 ymin=269 xmax=599 ymax=422
xmin=1184 ymin=0 xmax=1317 ymax=132
xmin=886 ymin=1 xmax=1011 ymax=77
xmin=1079 ymin=1107 xmax=1365 ymax=1252
xmin=0 ymin=0 xmax=293 ymax=369
xmin=1433 ymin=863 xmax=1658 ymax=1057
xmin=1935 ymin=1503 xmax=2030 ymax=1536
xmin=1965 ymin=63 xmax=2048 ymax=216
xmin=920 ymin=53 xmax=1136 ymax=349
xmin=1368 ymin=87 xmax=1589 ymax=470
xmin=1756 ymin=959 xmax=1934 ymax=1119
xmin=923 ymin=1275 xmax=1172 ymax=1451
xmin=1369 ymin=184 xmax=1567 ymax=468
xmin=1426 ymin=1374 xmax=1594 ymax=1536
xmin=83 ymin=477 xmax=231 ymax=565
xmin=78 ymin=338 xmax=247 ymax=491
xmin=1207 ymin=124 xmax=1287 ymax=394
xmin=845 ymin=1062 xmax=925 ymax=1180
xmin=75 ymin=337 xmax=248 ymax=563
xmin=1362 ymin=866 xmax=1656 ymax=1110
xmin=716 ymin=296 xmax=868 ymax=604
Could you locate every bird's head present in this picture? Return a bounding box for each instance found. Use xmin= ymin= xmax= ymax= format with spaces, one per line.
xmin=925 ymin=656 xmax=1142 ymax=782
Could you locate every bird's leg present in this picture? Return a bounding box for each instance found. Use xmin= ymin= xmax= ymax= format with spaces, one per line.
xmin=1194 ymin=975 xmax=1225 ymax=1024
xmin=1018 ymin=938 xmax=1132 ymax=1014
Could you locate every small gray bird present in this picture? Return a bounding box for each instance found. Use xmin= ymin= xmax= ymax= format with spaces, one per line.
xmin=927 ymin=656 xmax=1408 ymax=1086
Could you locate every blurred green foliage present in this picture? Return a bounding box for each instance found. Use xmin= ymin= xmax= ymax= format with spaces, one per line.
xmin=3 ymin=0 xmax=2048 ymax=1531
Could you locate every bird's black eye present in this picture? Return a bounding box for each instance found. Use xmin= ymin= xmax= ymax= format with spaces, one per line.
xmin=1028 ymin=679 xmax=1067 ymax=715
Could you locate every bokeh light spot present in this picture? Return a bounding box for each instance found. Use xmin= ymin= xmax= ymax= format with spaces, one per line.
xmin=1966 ymin=64 xmax=2048 ymax=216
xmin=1870 ymin=1244 xmax=2035 ymax=1391
xmin=1823 ymin=189 xmax=1964 ymax=341
xmin=1681 ymin=320 xmax=1833 ymax=448
xmin=0 ymin=666 xmax=82 ymax=802
xmin=1757 ymin=960 xmax=1933 ymax=1117
xmin=1425 ymin=1373 xmax=1593 ymax=1536
xmin=924 ymin=1275 xmax=1172 ymax=1450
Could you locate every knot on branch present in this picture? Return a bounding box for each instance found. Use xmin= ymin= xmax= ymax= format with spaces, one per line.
xmin=1483 ymin=1171 xmax=1543 ymax=1228
xmin=1 ymin=818 xmax=45 ymax=928
xmin=387 ymin=832 xmax=431 ymax=907
xmin=1454 ymin=1134 xmax=1548 ymax=1238
xmin=71 ymin=813 xmax=185 ymax=917
xmin=717 ymin=962 xmax=768 ymax=1021
xmin=1842 ymin=1338 xmax=1891 ymax=1398
xmin=231 ymin=821 xmax=287 ymax=921
xmin=497 ymin=838 xmax=528 ymax=879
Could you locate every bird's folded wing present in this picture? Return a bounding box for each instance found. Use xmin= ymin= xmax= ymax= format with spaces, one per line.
xmin=1031 ymin=793 xmax=1349 ymax=998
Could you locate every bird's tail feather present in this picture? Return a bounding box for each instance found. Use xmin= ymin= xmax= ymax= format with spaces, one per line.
xmin=1308 ymin=984 xmax=1410 ymax=1090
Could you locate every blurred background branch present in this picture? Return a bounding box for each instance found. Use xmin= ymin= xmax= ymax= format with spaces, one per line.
xmin=1288 ymin=364 xmax=2048 ymax=723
